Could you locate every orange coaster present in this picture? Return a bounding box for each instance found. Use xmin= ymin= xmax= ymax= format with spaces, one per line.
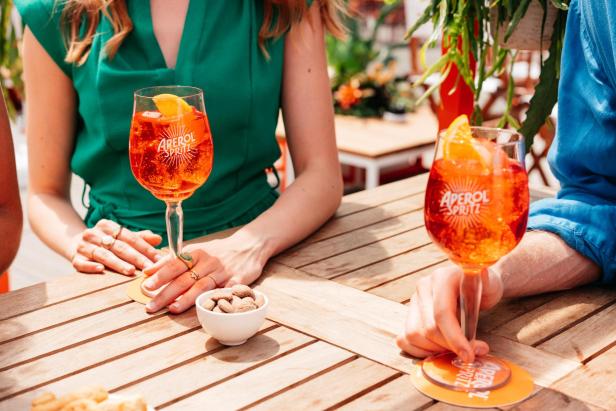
xmin=126 ymin=275 xmax=152 ymax=305
xmin=410 ymin=357 xmax=534 ymax=408
xmin=422 ymin=353 xmax=511 ymax=391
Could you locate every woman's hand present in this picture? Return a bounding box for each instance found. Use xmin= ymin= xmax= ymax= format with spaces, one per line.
xmin=396 ymin=266 xmax=504 ymax=363
xmin=141 ymin=232 xmax=269 ymax=314
xmin=70 ymin=219 xmax=163 ymax=275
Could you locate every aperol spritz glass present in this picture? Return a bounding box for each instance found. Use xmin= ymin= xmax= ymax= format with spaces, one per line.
xmin=422 ymin=117 xmax=529 ymax=392
xmin=129 ymin=86 xmax=213 ymax=257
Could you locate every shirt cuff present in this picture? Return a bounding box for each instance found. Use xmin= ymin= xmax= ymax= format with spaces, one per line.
xmin=528 ymin=198 xmax=616 ymax=284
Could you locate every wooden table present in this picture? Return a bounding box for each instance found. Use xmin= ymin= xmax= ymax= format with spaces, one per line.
xmin=277 ymin=105 xmax=438 ymax=189
xmin=1 ymin=175 xmax=614 ymax=410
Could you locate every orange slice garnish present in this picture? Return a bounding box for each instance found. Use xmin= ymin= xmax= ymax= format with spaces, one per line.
xmin=153 ymin=93 xmax=192 ymax=117
xmin=442 ymin=115 xmax=490 ymax=170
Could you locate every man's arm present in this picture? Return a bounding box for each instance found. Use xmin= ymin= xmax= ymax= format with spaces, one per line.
xmin=0 ymin=89 xmax=23 ymax=273
xmin=493 ymin=231 xmax=600 ymax=301
xmin=396 ymin=231 xmax=599 ymax=362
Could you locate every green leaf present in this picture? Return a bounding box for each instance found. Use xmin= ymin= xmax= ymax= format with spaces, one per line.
xmin=504 ymin=0 xmax=532 ymax=42
xmin=550 ymin=0 xmax=569 ymax=11
xmin=405 ymin=0 xmax=439 ymax=39
xmin=415 ymin=62 xmax=453 ymax=106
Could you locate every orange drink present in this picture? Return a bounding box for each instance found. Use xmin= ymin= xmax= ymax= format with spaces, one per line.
xmin=421 ymin=116 xmax=529 ymax=392
xmin=129 ymin=86 xmax=213 ymax=257
xmin=425 ymin=152 xmax=529 ymax=268
xmin=130 ymin=107 xmax=213 ymax=202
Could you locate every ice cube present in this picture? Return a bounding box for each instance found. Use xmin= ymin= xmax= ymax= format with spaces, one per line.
xmin=142 ymin=111 xmax=162 ymax=119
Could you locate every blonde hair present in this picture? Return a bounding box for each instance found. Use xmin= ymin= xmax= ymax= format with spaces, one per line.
xmin=61 ymin=0 xmax=345 ymax=65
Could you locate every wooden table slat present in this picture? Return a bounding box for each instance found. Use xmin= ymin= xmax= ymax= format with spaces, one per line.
xmin=426 ymin=403 xmax=499 ymax=410
xmin=301 ymin=226 xmax=431 ymax=279
xmin=0 ymin=302 xmax=166 ymax=370
xmin=551 ymin=344 xmax=616 ymax=410
xmin=278 ymin=206 xmax=425 ymax=269
xmin=0 ymin=282 xmax=132 ymax=344
xmin=510 ymin=388 xmax=607 ymax=411
xmin=492 ymin=287 xmax=616 ymax=346
xmin=0 ymin=324 xmax=286 ymax=411
xmin=481 ymin=334 xmax=580 ymax=388
xmin=0 ymin=272 xmax=131 ymax=321
xmin=257 ymin=263 xmax=411 ymax=373
xmin=336 ymin=174 xmax=428 ymax=217
xmin=479 ymin=292 xmax=562 ymax=334
xmin=337 ymin=374 xmax=433 ymax=411
xmin=249 ymin=357 xmax=400 ymax=411
xmin=301 ymin=192 xmax=425 ymax=246
xmin=537 ymin=301 xmax=616 ymax=362
xmin=0 ymin=309 xmax=204 ymax=401
xmin=335 ymin=242 xmax=446 ymax=291
xmin=367 ymin=260 xmax=450 ymax=303
xmin=164 ymin=341 xmax=354 ymax=410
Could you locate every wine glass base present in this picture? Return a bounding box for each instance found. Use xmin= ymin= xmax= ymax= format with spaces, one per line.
xmin=422 ymin=352 xmax=511 ymax=392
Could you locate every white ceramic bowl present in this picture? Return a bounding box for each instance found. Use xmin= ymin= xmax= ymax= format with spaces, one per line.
xmin=195 ymin=288 xmax=269 ymax=346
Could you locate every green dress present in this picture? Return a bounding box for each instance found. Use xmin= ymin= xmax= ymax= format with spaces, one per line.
xmin=16 ymin=0 xmax=286 ymax=241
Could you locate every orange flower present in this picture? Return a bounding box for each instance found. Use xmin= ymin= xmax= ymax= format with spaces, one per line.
xmin=335 ymin=80 xmax=363 ymax=109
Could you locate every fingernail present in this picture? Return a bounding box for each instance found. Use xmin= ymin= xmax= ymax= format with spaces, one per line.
xmin=475 ymin=345 xmax=489 ymax=357
xmin=146 ymin=301 xmax=156 ymax=311
xmin=169 ymin=303 xmax=179 ymax=311
xmin=144 ymin=279 xmax=154 ymax=289
xmin=143 ymin=260 xmax=153 ymax=269
xmin=459 ymin=350 xmax=471 ymax=363
xmin=154 ymin=254 xmax=163 ymax=262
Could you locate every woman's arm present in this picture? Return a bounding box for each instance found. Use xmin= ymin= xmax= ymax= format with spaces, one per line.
xmin=233 ymin=0 xmax=343 ymax=260
xmin=23 ymin=28 xmax=161 ymax=275
xmin=23 ymin=27 xmax=85 ymax=260
xmin=0 ymin=89 xmax=23 ymax=273
xmin=143 ymin=3 xmax=342 ymax=313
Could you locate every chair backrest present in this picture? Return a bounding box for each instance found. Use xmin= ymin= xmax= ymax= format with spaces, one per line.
xmin=0 ymin=272 xmax=9 ymax=293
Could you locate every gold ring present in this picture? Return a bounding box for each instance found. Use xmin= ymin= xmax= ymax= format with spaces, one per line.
xmin=189 ymin=269 xmax=202 ymax=281
xmin=112 ymin=225 xmax=124 ymax=240
xmin=101 ymin=235 xmax=115 ymax=250
xmin=207 ymin=274 xmax=220 ymax=288
xmin=178 ymin=252 xmax=194 ymax=270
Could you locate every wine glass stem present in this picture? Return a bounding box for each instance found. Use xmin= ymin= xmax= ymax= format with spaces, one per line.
xmin=165 ymin=201 xmax=183 ymax=257
xmin=460 ymin=268 xmax=483 ymax=344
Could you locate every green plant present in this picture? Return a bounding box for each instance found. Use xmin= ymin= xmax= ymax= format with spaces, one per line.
xmin=327 ymin=0 xmax=416 ymax=117
xmin=0 ymin=0 xmax=23 ymax=120
xmin=407 ymin=0 xmax=569 ymax=151
xmin=327 ymin=0 xmax=404 ymax=87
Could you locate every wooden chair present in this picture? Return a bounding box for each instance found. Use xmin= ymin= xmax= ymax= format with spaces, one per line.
xmin=0 ymin=272 xmax=9 ymax=293
xmin=274 ymin=135 xmax=289 ymax=191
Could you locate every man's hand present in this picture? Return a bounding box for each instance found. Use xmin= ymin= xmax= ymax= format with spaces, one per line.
xmin=396 ymin=266 xmax=504 ymax=363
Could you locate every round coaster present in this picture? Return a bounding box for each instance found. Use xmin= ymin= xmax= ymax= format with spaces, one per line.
xmin=422 ymin=352 xmax=511 ymax=391
xmin=126 ymin=275 xmax=152 ymax=305
xmin=410 ymin=357 xmax=534 ymax=408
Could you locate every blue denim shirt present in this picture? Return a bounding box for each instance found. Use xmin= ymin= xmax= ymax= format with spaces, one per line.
xmin=528 ymin=0 xmax=616 ymax=283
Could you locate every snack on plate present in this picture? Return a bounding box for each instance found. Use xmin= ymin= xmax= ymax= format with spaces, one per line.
xmin=30 ymin=387 xmax=148 ymax=411
xmin=201 ymin=285 xmax=264 ymax=314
